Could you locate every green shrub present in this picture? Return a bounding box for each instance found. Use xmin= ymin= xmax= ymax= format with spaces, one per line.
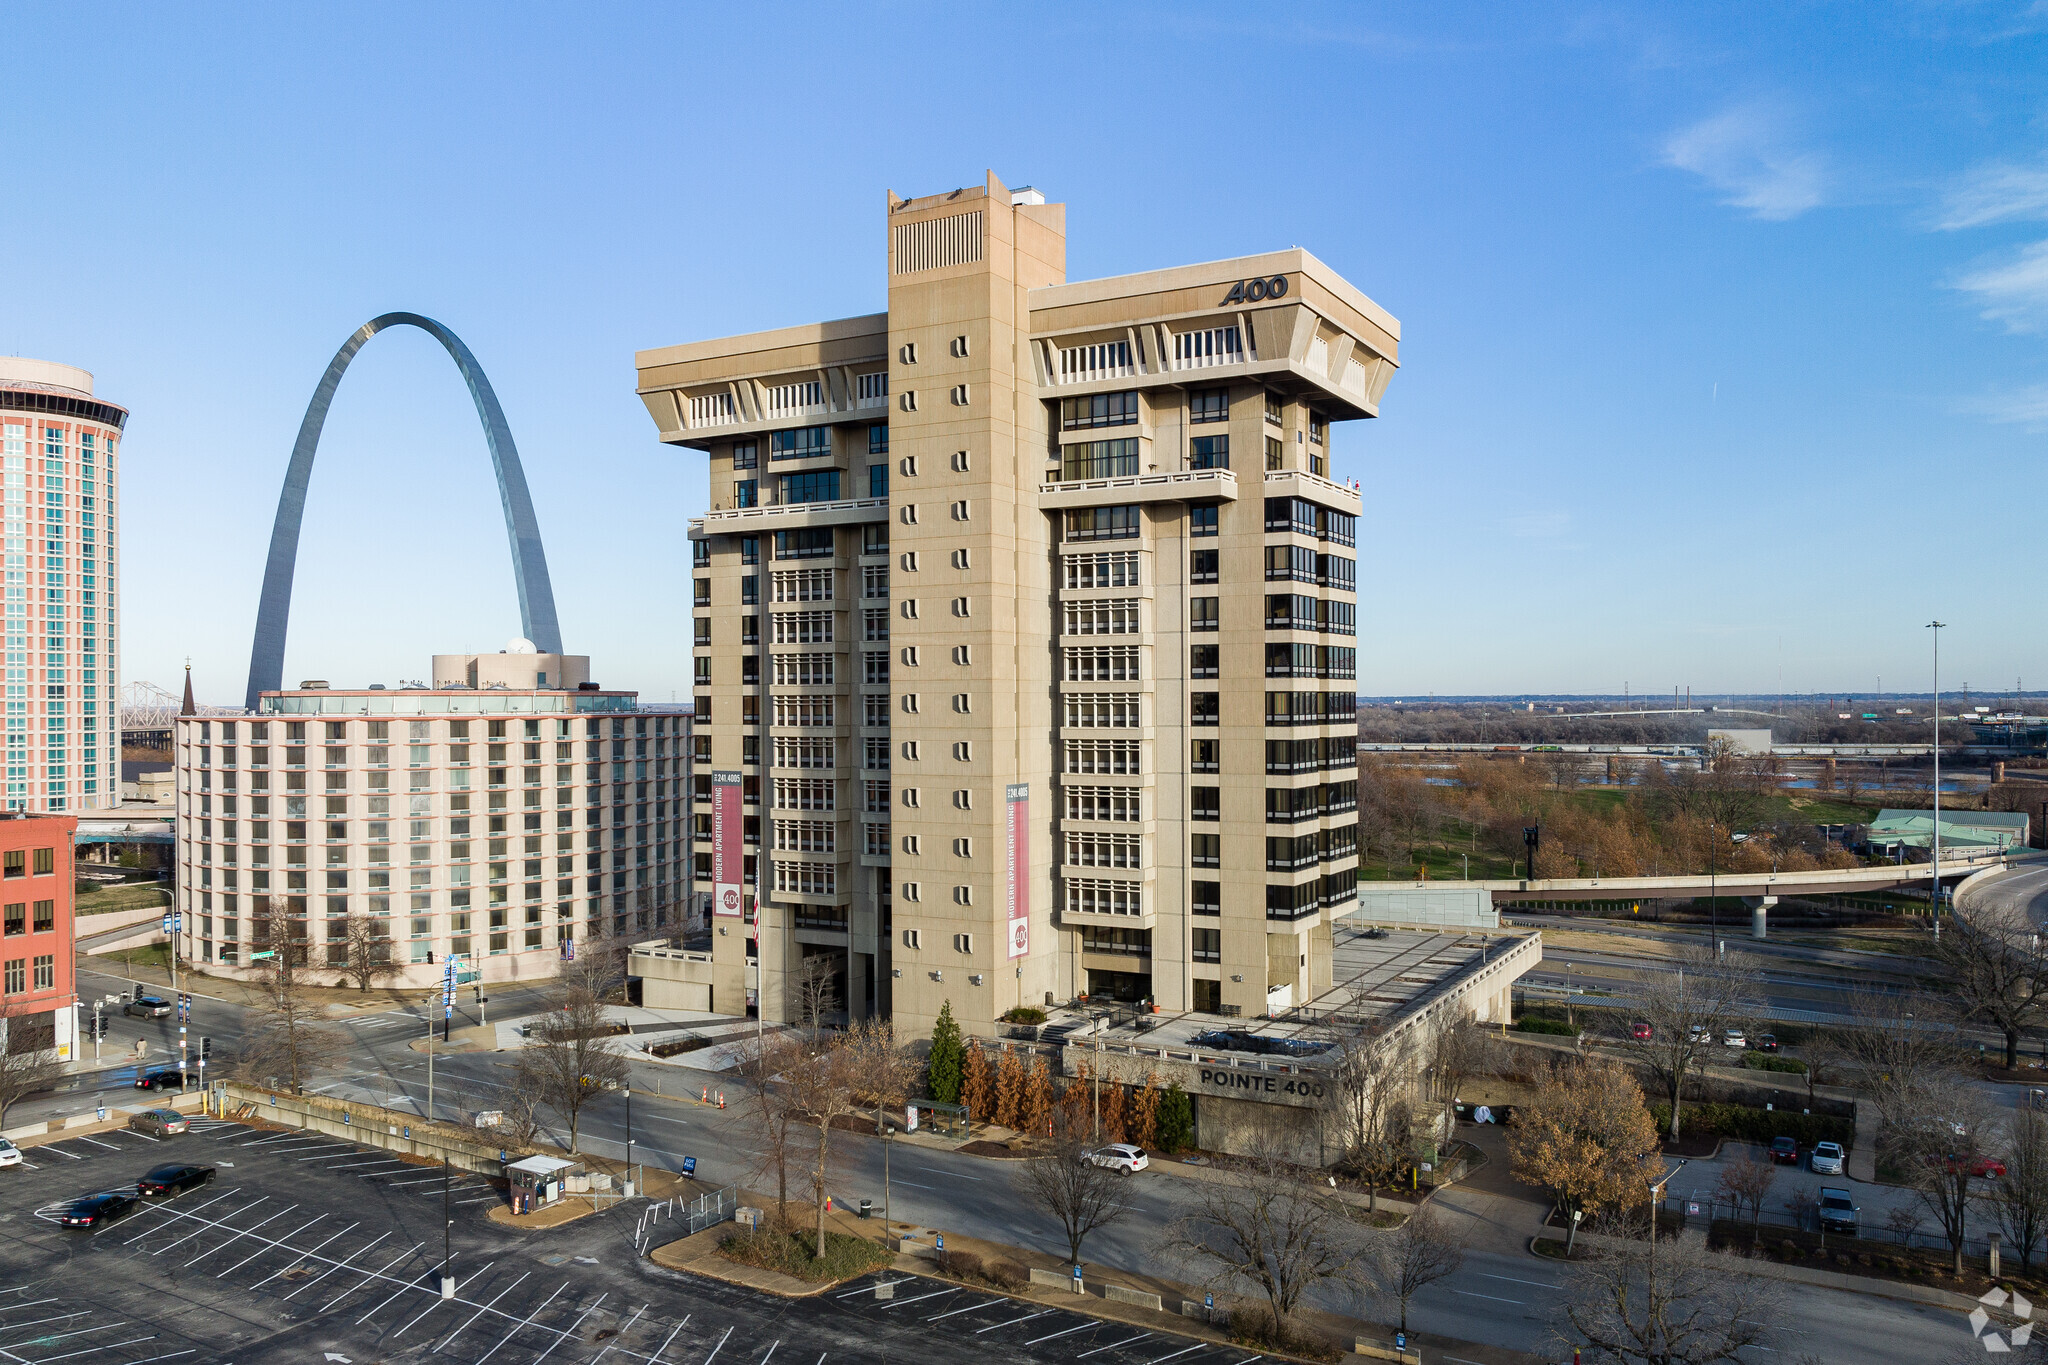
xmin=1156 ymin=1082 xmax=1194 ymax=1153
xmin=1650 ymin=1101 xmax=1852 ymax=1149
xmin=1000 ymin=1006 xmax=1047 ymax=1025
xmin=716 ymin=1229 xmax=892 ymax=1283
xmin=927 ymin=1000 xmax=964 ymax=1104
xmin=1743 ymin=1052 xmax=1807 ymax=1074
xmin=1515 ymin=1017 xmax=1579 ymax=1037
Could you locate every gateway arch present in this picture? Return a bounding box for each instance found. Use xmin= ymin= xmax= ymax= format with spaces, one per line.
xmin=245 ymin=312 xmax=563 ymax=710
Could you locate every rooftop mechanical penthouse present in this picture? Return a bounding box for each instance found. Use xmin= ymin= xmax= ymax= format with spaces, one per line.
xmin=636 ymin=174 xmax=1397 ymax=1042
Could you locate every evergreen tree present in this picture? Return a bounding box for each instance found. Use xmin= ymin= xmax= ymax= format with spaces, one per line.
xmin=1155 ymin=1082 xmax=1195 ymax=1153
xmin=927 ymin=999 xmax=965 ymax=1104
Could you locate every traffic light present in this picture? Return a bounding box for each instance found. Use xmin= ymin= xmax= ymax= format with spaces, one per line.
xmin=200 ymin=1036 xmax=212 ymax=1059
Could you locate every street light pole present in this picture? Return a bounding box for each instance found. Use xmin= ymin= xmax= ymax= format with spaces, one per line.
xmin=625 ymin=1086 xmax=634 ymax=1180
xmin=1930 ymin=621 xmax=1946 ymax=936
xmin=883 ymin=1123 xmax=894 ymax=1230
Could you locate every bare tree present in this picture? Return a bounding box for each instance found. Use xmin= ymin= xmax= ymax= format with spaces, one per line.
xmin=341 ymin=912 xmax=396 ymax=993
xmin=1935 ymin=912 xmax=2048 ymax=1069
xmin=558 ymin=938 xmax=627 ymax=1005
xmin=1713 ymin=1149 xmax=1777 ymax=1246
xmin=236 ymin=902 xmax=343 ymax=1094
xmin=736 ymin=1030 xmax=809 ymax=1225
xmin=1422 ymin=1011 xmax=1495 ymax=1139
xmin=1896 ymin=1074 xmax=1997 ymax=1276
xmin=0 ymin=997 xmax=64 ymax=1129
xmin=1840 ymin=986 xmax=1958 ymax=1132
xmin=1627 ymin=946 xmax=1761 ymax=1140
xmin=1019 ymin=1107 xmax=1136 ymax=1269
xmin=1995 ymin=1104 xmax=2048 ymax=1274
xmin=788 ymin=953 xmax=837 ymax=1034
xmin=780 ymin=1019 xmax=885 ymax=1259
xmin=510 ymin=980 xmax=627 ymax=1153
xmin=1799 ymin=1028 xmax=1854 ymax=1110
xmin=1368 ymin=1206 xmax=1464 ymax=1334
xmin=1166 ymin=1128 xmax=1375 ymax=1349
xmin=1325 ymin=1029 xmax=1412 ymax=1213
xmin=1555 ymin=1222 xmax=1783 ymax=1365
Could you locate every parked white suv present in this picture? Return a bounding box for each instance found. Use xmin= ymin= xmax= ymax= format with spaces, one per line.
xmin=1081 ymin=1144 xmax=1149 ymax=1175
xmin=1811 ymin=1141 xmax=1846 ymax=1175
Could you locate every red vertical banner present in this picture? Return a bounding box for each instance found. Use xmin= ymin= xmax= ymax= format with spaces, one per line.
xmin=712 ymin=770 xmax=743 ymax=917
xmin=1007 ymin=782 xmax=1029 ymax=959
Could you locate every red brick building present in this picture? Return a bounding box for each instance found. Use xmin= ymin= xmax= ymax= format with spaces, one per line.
xmin=0 ymin=812 xmax=78 ymax=1061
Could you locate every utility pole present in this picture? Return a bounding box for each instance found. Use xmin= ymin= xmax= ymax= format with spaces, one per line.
xmin=425 ymin=1004 xmax=436 ymax=1124
xmin=1930 ymin=621 xmax=1946 ymax=936
xmin=440 ymin=1156 xmax=455 ymax=1298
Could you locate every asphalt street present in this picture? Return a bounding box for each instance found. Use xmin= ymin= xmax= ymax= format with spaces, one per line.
xmin=10 ymin=968 xmax=1990 ymax=1363
xmin=0 ymin=1118 xmax=1252 ymax=1365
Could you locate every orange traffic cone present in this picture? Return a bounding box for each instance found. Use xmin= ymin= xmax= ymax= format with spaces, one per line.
xmin=701 ymin=1086 xmax=709 ymax=1103
xmin=717 ymin=1092 xmax=726 ymax=1109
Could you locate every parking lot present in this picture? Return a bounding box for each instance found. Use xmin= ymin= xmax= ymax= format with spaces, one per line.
xmin=0 ymin=1117 xmax=1261 ymax=1365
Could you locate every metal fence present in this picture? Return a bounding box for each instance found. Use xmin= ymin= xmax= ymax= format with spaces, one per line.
xmin=1664 ymin=1191 xmax=1999 ymax=1257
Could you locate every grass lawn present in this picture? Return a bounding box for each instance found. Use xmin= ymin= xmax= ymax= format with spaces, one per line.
xmin=77 ymin=882 xmax=171 ymax=915
xmin=103 ymin=943 xmax=173 ymax=971
xmin=716 ymin=1227 xmax=892 ymax=1284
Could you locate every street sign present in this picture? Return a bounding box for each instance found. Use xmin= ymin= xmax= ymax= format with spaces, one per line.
xmin=935 ymin=1234 xmax=944 ymax=1252
xmin=248 ymin=950 xmax=275 ymax=960
xmin=681 ymin=1156 xmax=697 ymax=1176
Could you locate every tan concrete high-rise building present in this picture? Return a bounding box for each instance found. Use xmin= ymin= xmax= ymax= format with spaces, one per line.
xmin=637 ymin=174 xmax=1396 ymax=1042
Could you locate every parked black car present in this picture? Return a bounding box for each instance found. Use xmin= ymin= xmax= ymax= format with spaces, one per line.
xmin=124 ymin=996 xmax=173 ymax=1019
xmin=1755 ymin=1033 xmax=1780 ymax=1053
xmin=59 ymin=1191 xmax=140 ymax=1227
xmin=1770 ymin=1136 xmax=1800 ymax=1165
xmin=134 ymin=1068 xmax=197 ymax=1091
xmin=137 ymin=1163 xmax=215 ymax=1198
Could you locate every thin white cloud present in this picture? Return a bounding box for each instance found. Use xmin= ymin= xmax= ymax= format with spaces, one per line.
xmin=1661 ymin=103 xmax=1826 ymax=221
xmin=1953 ymin=240 xmax=2048 ymax=331
xmin=1958 ymin=383 xmax=2048 ymax=431
xmin=1937 ymin=153 xmax=2048 ymax=230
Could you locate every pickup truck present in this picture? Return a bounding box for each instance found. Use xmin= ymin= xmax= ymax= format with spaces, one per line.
xmin=1818 ymin=1186 xmax=1858 ymax=1236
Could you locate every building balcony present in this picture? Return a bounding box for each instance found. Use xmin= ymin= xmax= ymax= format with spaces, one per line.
xmin=689 ymin=496 xmax=890 ymax=539
xmin=1038 ymin=468 xmax=1237 ymax=511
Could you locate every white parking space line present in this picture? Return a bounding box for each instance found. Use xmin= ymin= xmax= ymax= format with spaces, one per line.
xmin=455 ymin=1195 xmax=501 ymax=1206
xmin=39 ymin=1144 xmax=84 ymax=1160
xmin=267 ymin=1142 xmax=352 ymax=1156
xmin=129 ymin=1130 xmax=162 ymax=1142
xmin=524 ymin=1291 xmax=605 ymax=1365
xmin=641 ymin=1314 xmax=692 ymax=1365
xmin=426 ymin=1269 xmax=531 ymax=1346
xmin=975 ymin=1310 xmax=1053 ymax=1333
xmin=702 ymin=1326 xmax=734 ymax=1365
xmin=153 ymin=1197 xmax=270 ymax=1254
xmin=29 ymin=1331 xmax=160 ymax=1362
xmin=72 ymin=1135 xmax=120 ymax=1150
xmin=589 ymin=1304 xmax=647 ymax=1365
xmin=924 ymin=1300 xmax=1000 ymax=1322
xmin=755 ymin=1341 xmax=778 ymax=1365
xmin=1145 ymin=1346 xmax=1207 ymax=1365
xmin=183 ymin=1203 xmax=299 ymax=1267
xmin=358 ymin=1257 xmax=462 ymax=1326
xmin=1076 ymin=1335 xmax=1152 ymax=1359
xmin=220 ymin=1213 xmax=326 ymax=1276
xmin=1023 ymin=1322 xmax=1094 ymax=1346
xmin=874 ymin=1287 xmax=955 ymax=1310
xmin=394 ymin=1260 xmax=491 ymax=1337
xmin=0 ymin=1311 xmax=89 ymax=1331
xmin=320 ymin=1158 xmax=409 ymax=1171
xmin=471 ymin=1279 xmax=568 ymax=1365
xmin=123 ymin=1190 xmax=240 ymax=1244
xmin=8 ymin=1319 xmax=134 ymax=1347
xmin=315 ymin=1240 xmax=419 ymax=1311
xmin=250 ymin=1220 xmax=359 ymax=1289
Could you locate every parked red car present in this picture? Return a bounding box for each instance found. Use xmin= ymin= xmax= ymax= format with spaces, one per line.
xmin=1933 ymin=1153 xmax=2007 ymax=1179
xmin=1631 ymin=1021 xmax=1653 ymax=1041
xmin=1770 ymin=1136 xmax=1800 ymax=1165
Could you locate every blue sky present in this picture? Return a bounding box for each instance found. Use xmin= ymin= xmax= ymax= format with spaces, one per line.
xmin=4 ymin=2 xmax=2047 ymax=702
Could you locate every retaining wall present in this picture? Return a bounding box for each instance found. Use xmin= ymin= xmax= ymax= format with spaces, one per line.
xmin=216 ymin=1082 xmax=532 ymax=1177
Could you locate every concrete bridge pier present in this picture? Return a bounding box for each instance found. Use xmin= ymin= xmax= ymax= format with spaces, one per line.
xmin=1743 ymin=895 xmax=1777 ymax=940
